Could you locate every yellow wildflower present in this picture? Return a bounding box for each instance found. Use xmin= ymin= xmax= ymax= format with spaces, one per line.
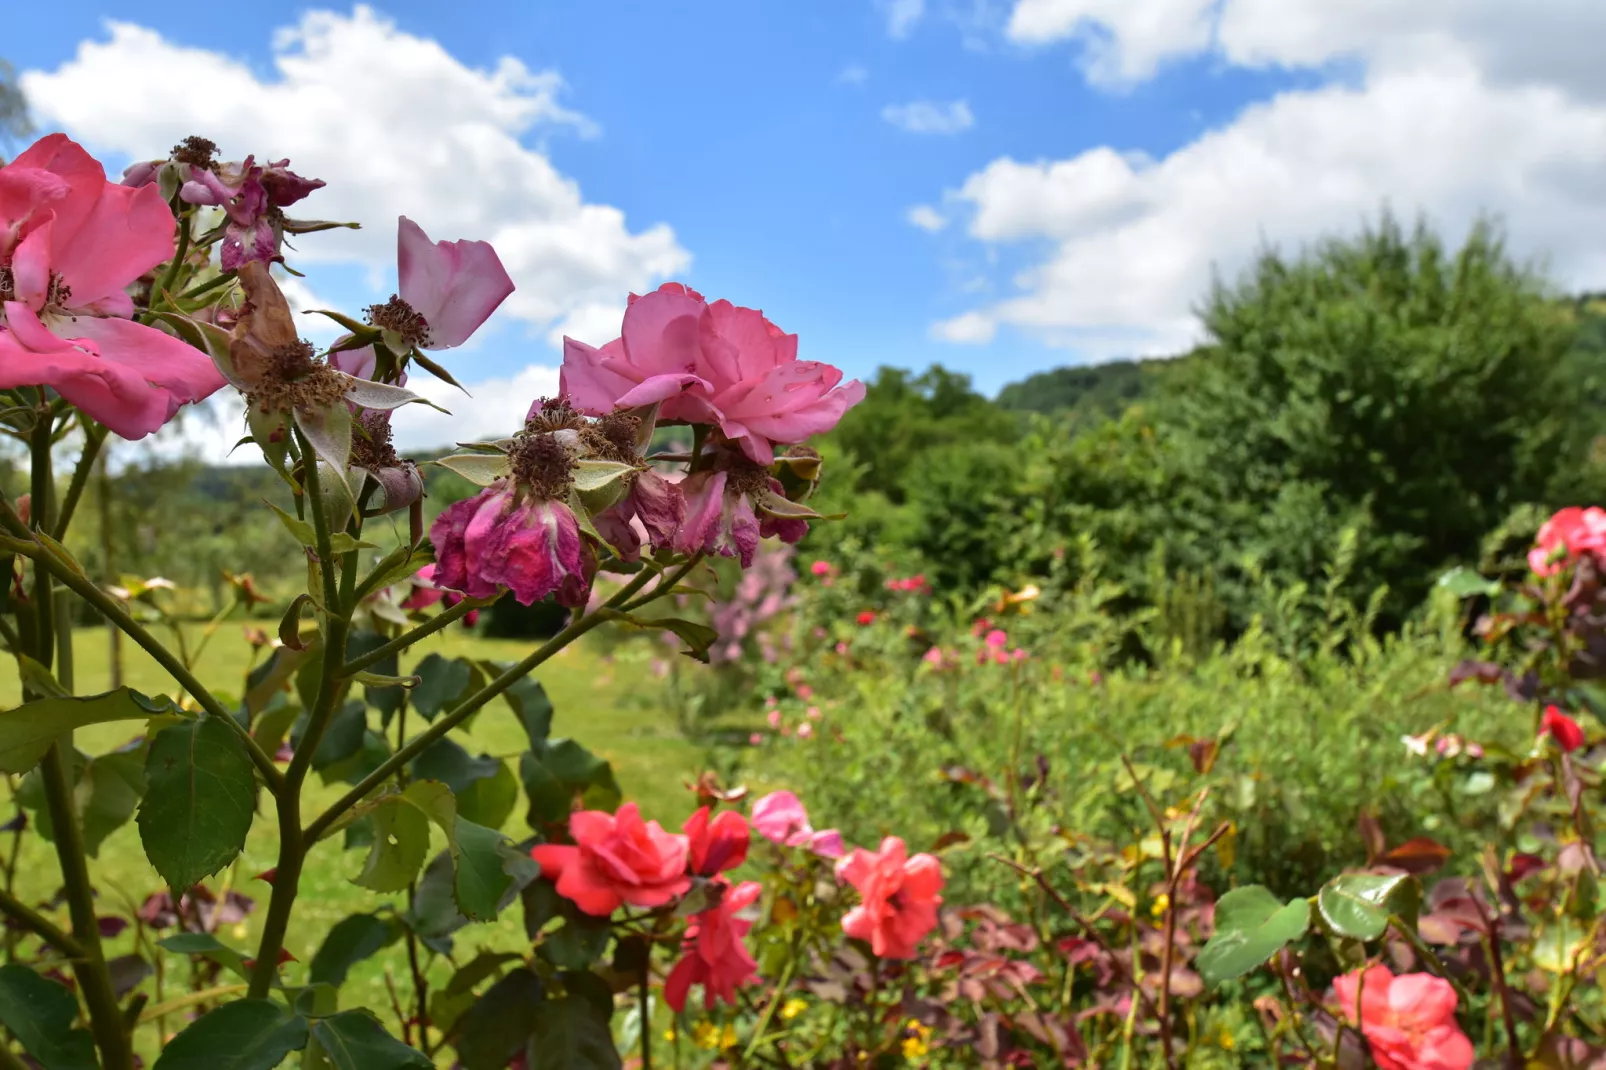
xmin=1150 ymin=893 xmax=1170 ymax=919
xmin=1218 ymin=1028 xmax=1235 ymax=1051
xmin=780 ymin=998 xmax=808 ymax=1021
xmin=902 ymin=1019 xmax=932 ymax=1060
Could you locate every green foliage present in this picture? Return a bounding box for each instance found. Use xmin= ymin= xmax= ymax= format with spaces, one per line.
xmin=152 ymin=1000 xmax=308 ymax=1070
xmin=0 ymin=964 xmax=98 ymax=1070
xmin=137 ymin=717 xmax=257 ymax=891
xmin=1195 ymin=887 xmax=1310 ymax=986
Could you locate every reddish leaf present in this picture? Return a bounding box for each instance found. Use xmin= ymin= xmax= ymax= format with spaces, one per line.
xmin=1379 ymin=837 xmax=1451 ymax=876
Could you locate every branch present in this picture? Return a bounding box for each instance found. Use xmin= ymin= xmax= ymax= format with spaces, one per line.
xmin=0 ymin=887 xmax=83 ymax=959
xmin=341 ymin=595 xmax=492 ymax=678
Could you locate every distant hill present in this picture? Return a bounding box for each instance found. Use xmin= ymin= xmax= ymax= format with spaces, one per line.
xmin=994 ymin=356 xmax=1185 ymax=419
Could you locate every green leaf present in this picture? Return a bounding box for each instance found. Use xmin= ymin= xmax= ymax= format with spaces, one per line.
xmin=411 ymin=655 xmax=474 ymax=721
xmin=303 ymin=701 xmax=370 ymax=772
xmin=82 ymin=746 xmax=148 ymax=857
xmin=267 ymin=501 xmax=319 ymax=548
xmin=1436 ymin=567 xmax=1501 ymax=599
xmin=537 ymin=910 xmax=611 ymax=970
xmin=152 ymin=998 xmax=309 ymax=1070
xmin=498 ymin=674 xmax=553 ymax=750
xmin=309 ymin=1010 xmax=431 ymax=1070
xmin=16 ymin=654 xmax=69 ymax=699
xmin=0 ymin=687 xmax=177 ymax=774
xmin=407 ymin=851 xmax=468 ymax=950
xmin=571 ymin=459 xmax=639 ymax=493
xmin=1317 ymin=873 xmax=1420 ymax=942
xmin=453 ymin=818 xmax=516 ymax=921
xmin=158 ymin=933 xmax=250 ymax=980
xmin=599 ymin=611 xmax=717 ymax=663
xmin=354 ymin=793 xmax=432 ymax=893
xmin=457 ymin=760 xmax=519 ymax=830
xmin=138 ymin=717 xmax=257 ymax=890
xmin=543 ymin=739 xmax=621 ymax=812
xmin=434 ymin=454 xmax=511 ymax=488
xmin=245 ymin=644 xmax=316 ymax=718
xmin=0 ymin=964 xmax=97 ymax=1070
xmin=310 ymin=913 xmax=401 ymax=989
xmin=528 ymin=994 xmax=622 ymax=1070
xmin=411 ymin=738 xmax=500 ymax=797
xmin=1196 ymin=885 xmax=1311 ymax=986
xmin=455 ymin=968 xmax=545 ymax=1070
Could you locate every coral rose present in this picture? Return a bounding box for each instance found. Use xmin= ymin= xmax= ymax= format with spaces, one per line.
xmin=1541 ymin=705 xmax=1586 ymax=753
xmin=664 ymin=879 xmax=762 ymax=1012
xmin=1333 ymin=965 xmax=1473 ymax=1070
xmin=530 ymin=803 xmax=690 ymax=916
xmin=836 ymin=836 xmax=943 ymax=959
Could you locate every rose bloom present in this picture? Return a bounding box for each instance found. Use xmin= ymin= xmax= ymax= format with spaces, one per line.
xmin=530 ymin=803 xmax=690 ymax=916
xmin=1529 ymin=505 xmax=1606 ymax=576
xmin=683 ymin=807 xmax=749 ymax=877
xmin=1541 ymin=705 xmax=1586 ymax=753
xmin=836 ymin=836 xmax=943 ymax=959
xmin=664 ymin=880 xmax=762 ymax=1012
xmin=1333 ymin=965 xmax=1473 ymax=1070
xmin=750 ymin=791 xmax=843 ymax=858
xmin=856 ymin=610 xmax=876 ymax=626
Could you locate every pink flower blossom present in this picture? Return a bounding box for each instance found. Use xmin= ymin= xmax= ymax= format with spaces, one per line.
xmin=0 ymin=134 xmax=226 ymax=438
xmin=530 ymin=803 xmax=690 ymax=916
xmin=591 ymin=469 xmax=685 ymax=562
xmin=560 ymin=282 xmax=864 ymax=464
xmin=683 ymin=807 xmax=749 ymax=877
xmin=1332 ymin=965 xmax=1473 ymax=1070
xmin=766 ymin=710 xmax=782 ymax=729
xmin=806 ymin=706 xmax=821 ymax=720
xmin=664 ymin=880 xmax=762 ymax=1012
xmin=836 ymin=837 xmax=943 ymax=959
xmin=750 ymin=791 xmax=843 ymax=858
xmin=388 ymin=216 xmax=514 ymax=350
xmin=674 ymin=464 xmax=805 ymax=567
xmin=795 ymin=684 xmax=814 ymax=700
xmin=431 ymin=487 xmax=593 ymax=607
xmin=811 ymin=560 xmax=833 ymax=577
xmin=984 ymin=629 xmax=1008 ymax=650
xmin=748 ymin=732 xmax=763 ymax=746
xmin=1541 ymin=705 xmax=1586 ymax=753
xmin=797 ymin=723 xmax=814 ymax=739
xmin=1529 ymin=506 xmax=1606 ymax=576
xmin=179 ymin=155 xmax=323 ymax=270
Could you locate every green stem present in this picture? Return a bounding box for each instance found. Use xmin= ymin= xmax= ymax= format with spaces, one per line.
xmin=0 ymin=885 xmax=83 ymax=958
xmin=30 ymin=409 xmax=55 ymax=674
xmin=340 ymin=597 xmax=489 ymax=677
xmin=250 ymin=433 xmax=351 ymax=998
xmin=6 ymin=532 xmax=282 ymax=791
xmin=151 ymin=210 xmax=192 ymax=308
xmin=306 ymin=567 xmax=661 ymax=842
xmin=41 ymin=743 xmax=133 ymax=1070
xmin=618 ymin=554 xmax=704 ymax=614
xmin=50 ymin=423 xmax=106 ymax=542
xmin=175 ymin=270 xmax=236 ymax=303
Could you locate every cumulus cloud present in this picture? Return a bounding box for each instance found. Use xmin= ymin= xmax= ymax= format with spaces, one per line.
xmin=390 ymin=364 xmax=561 ymax=452
xmin=882 ymin=99 xmax=975 ymax=135
xmin=882 ymin=0 xmax=926 ymax=39
xmin=1006 ymin=0 xmax=1217 ymax=86
xmin=933 ymin=2 xmax=1606 ymax=357
xmin=837 ymin=64 xmax=870 ymax=86
xmin=22 ymin=7 xmax=690 ymax=337
xmin=906 ymin=204 xmax=948 ymax=232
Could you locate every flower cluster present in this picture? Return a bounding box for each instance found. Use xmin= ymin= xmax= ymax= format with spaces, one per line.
xmin=1529 ymin=505 xmax=1606 ymax=576
xmin=883 ymin=573 xmax=930 ymax=595
xmin=532 ymin=789 xmax=938 ymax=1013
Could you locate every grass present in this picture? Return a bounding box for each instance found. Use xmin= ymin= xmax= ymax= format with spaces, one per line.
xmin=0 ymin=622 xmax=707 ymax=1058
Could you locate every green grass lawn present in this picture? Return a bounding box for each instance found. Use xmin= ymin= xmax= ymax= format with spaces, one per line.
xmin=0 ymin=623 xmax=708 ymax=1057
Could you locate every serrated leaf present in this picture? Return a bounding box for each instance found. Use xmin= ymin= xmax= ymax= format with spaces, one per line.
xmin=1317 ymin=873 xmax=1420 ymax=942
xmin=82 ymin=747 xmax=148 ymax=857
xmin=0 ymin=687 xmax=177 ymax=774
xmin=152 ymin=999 xmax=308 ymax=1070
xmin=310 ymin=1011 xmax=431 ymax=1070
xmin=137 ymin=718 xmax=257 ymax=890
xmin=0 ymin=964 xmax=97 ymax=1070
xmin=310 ymin=913 xmax=400 ymax=989
xmin=498 ymin=673 xmax=553 ymax=750
xmin=453 ymin=819 xmax=516 ymax=921
xmin=411 ymin=737 xmax=500 ymax=797
xmin=411 ymin=655 xmax=475 ymax=720
xmin=1196 ymin=885 xmax=1310 ymax=986
xmin=457 ymin=760 xmax=519 ymax=830
xmin=455 ymin=968 xmax=545 ymax=1070
xmin=158 ymin=933 xmax=250 ymax=980
xmin=528 ymin=994 xmax=622 ymax=1070
xmin=296 ymin=402 xmax=353 ymax=475
xmin=268 ymin=501 xmax=319 ymax=548
xmin=354 ymin=793 xmax=432 ymax=893
xmin=434 ymin=453 xmax=512 ymax=487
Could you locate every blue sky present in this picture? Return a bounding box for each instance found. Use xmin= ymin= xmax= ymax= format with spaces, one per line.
xmin=7 ymin=2 xmax=1605 ymax=451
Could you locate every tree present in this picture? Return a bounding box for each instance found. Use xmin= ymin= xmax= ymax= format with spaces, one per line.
xmin=0 ymin=58 xmax=32 ymax=161
xmin=1160 ymin=211 xmax=1583 ymax=628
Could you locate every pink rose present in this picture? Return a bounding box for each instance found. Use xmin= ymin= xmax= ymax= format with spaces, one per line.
xmin=1529 ymin=506 xmax=1606 ymax=576
xmin=750 ymin=791 xmax=844 ymax=859
xmin=530 ymin=803 xmax=691 ymax=916
xmin=1332 ymin=965 xmax=1473 ymax=1070
xmin=836 ymin=836 xmax=943 ymax=959
xmin=560 ymin=282 xmax=864 ymax=464
xmin=683 ymin=807 xmax=749 ymax=877
xmin=664 ymin=879 xmax=762 ymax=1012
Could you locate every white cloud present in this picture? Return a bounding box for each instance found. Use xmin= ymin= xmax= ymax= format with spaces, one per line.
xmin=931 ymin=310 xmax=997 ymax=344
xmin=906 ymin=204 xmax=948 ymax=232
xmin=22 ymin=7 xmax=690 ymax=339
xmin=882 ymin=0 xmax=926 ymax=39
xmin=1006 ymin=0 xmax=1217 ymax=86
xmin=837 ymin=64 xmax=870 ymax=86
xmin=391 ymin=364 xmax=561 ymax=451
xmin=934 ymin=4 xmax=1606 ymax=357
xmin=545 ymin=301 xmax=626 ymax=349
xmin=882 ymin=99 xmax=975 ymax=135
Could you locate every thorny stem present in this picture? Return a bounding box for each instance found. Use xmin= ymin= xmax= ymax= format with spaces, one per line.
xmin=23 ymin=415 xmax=133 ymax=1070
xmin=618 ymin=553 xmax=706 ymax=614
xmin=306 ymin=566 xmax=661 ymax=842
xmin=340 ymin=596 xmax=490 ymax=677
xmin=250 ymin=431 xmax=354 ymax=998
xmin=0 ymin=522 xmax=283 ymax=790
xmin=50 ymin=421 xmax=106 ymax=541
xmin=0 ymin=885 xmax=83 ymax=959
